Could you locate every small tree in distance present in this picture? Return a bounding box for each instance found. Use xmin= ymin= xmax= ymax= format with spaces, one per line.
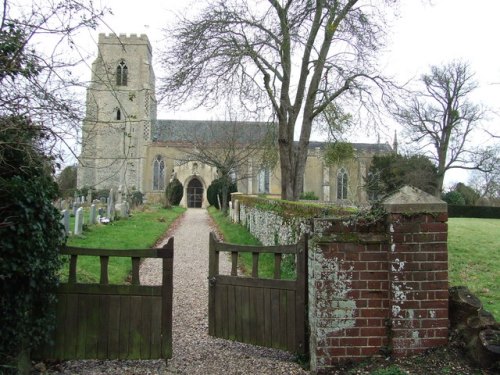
xmin=366 ymin=153 xmax=438 ymax=200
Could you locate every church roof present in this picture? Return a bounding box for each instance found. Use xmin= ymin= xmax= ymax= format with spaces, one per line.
xmin=153 ymin=119 xmax=274 ymax=144
xmin=153 ymin=119 xmax=393 ymax=153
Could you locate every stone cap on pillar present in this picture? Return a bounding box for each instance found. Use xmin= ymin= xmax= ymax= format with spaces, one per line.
xmin=382 ymin=185 xmax=447 ymax=213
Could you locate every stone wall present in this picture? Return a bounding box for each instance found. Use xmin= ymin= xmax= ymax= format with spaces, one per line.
xmin=231 ymin=186 xmax=449 ymax=373
xmin=309 ymin=186 xmax=449 ymax=372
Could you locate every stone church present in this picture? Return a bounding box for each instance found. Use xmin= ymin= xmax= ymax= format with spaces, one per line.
xmin=77 ymin=34 xmax=393 ymax=207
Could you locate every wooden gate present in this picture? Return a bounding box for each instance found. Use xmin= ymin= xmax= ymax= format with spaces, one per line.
xmin=208 ymin=232 xmax=307 ymax=355
xmin=37 ymin=238 xmax=174 ymax=361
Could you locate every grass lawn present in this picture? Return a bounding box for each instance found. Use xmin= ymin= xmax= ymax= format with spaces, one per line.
xmin=207 ymin=207 xmax=295 ymax=279
xmin=62 ymin=205 xmax=185 ymax=284
xmin=448 ymin=218 xmax=500 ymax=320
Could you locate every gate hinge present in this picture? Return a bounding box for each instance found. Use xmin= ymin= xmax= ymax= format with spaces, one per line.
xmin=208 ymin=276 xmax=216 ymax=287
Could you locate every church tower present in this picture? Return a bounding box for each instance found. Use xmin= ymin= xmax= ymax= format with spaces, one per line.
xmin=77 ymin=33 xmax=156 ymax=193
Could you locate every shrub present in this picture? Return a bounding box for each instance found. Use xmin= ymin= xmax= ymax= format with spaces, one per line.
xmin=207 ymin=177 xmax=237 ymax=209
xmin=165 ymin=178 xmax=183 ymax=206
xmin=128 ymin=190 xmax=143 ymax=207
xmin=0 ymin=116 xmax=65 ymax=368
xmin=443 ymin=190 xmax=465 ymax=205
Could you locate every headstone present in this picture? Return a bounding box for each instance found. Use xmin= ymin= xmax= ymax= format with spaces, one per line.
xmin=89 ymin=204 xmax=96 ymax=225
xmin=60 ymin=209 xmax=70 ymax=234
xmin=107 ymin=188 xmax=115 ymax=221
xmin=120 ymin=201 xmax=129 ymax=219
xmin=74 ymin=207 xmax=83 ymax=235
xmin=117 ymin=185 xmax=123 ymax=204
xmin=81 ymin=195 xmax=85 ymax=204
xmin=87 ymin=190 xmax=92 ymax=205
xmin=72 ymin=202 xmax=79 ymax=217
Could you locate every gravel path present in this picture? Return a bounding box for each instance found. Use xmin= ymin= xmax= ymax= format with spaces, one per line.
xmin=50 ymin=209 xmax=308 ymax=374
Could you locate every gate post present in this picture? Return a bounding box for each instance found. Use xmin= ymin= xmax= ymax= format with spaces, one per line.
xmin=308 ymin=185 xmax=449 ymax=372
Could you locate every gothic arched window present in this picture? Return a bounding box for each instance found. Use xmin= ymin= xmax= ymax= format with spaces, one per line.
xmin=115 ymin=108 xmax=121 ymax=120
xmin=116 ymin=60 xmax=128 ymax=86
xmin=337 ymin=168 xmax=348 ymax=200
xmin=153 ymin=155 xmax=165 ymax=191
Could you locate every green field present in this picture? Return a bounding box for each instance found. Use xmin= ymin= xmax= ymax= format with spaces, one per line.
xmin=448 ymin=218 xmax=500 ymax=319
xmin=62 ymin=205 xmax=185 ymax=283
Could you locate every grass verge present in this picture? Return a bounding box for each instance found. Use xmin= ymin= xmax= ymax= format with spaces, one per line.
xmin=448 ymin=218 xmax=500 ymax=320
xmin=207 ymin=206 xmax=295 ymax=279
xmin=62 ymin=205 xmax=185 ymax=284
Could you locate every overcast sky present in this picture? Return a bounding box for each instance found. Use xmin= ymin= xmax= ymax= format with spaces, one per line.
xmin=78 ymin=0 xmax=500 ymax=186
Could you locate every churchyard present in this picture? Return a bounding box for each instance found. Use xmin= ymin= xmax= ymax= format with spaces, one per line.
xmin=59 ymin=203 xmax=185 ymax=284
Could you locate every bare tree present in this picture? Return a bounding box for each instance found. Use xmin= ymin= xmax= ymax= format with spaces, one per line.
xmin=394 ymin=61 xmax=491 ymax=196
xmin=176 ymin=119 xmax=276 ymax=212
xmin=0 ymin=0 xmax=108 ymax=167
xmin=469 ymin=146 xmax=500 ymax=202
xmin=159 ymin=0 xmax=396 ymax=200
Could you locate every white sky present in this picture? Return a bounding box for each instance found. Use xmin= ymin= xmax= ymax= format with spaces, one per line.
xmin=76 ymin=0 xmax=500 ymax=186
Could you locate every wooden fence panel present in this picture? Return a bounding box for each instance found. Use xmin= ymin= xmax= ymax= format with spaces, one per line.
xmin=208 ymin=232 xmax=307 ymax=355
xmin=34 ymin=238 xmax=174 ymax=361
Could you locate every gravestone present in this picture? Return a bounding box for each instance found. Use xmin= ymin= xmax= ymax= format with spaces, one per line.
xmin=60 ymin=209 xmax=69 ymax=234
xmin=119 ymin=202 xmax=129 ymax=219
xmin=74 ymin=207 xmax=83 ymax=235
xmin=107 ymin=188 xmax=115 ymax=221
xmin=89 ymin=204 xmax=97 ymax=225
xmin=87 ymin=190 xmax=93 ymax=205
xmin=72 ymin=202 xmax=79 ymax=217
xmin=117 ymin=185 xmax=123 ymax=204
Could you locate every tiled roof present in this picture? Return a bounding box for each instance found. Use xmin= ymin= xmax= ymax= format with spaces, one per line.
xmin=153 ymin=119 xmax=393 ymax=152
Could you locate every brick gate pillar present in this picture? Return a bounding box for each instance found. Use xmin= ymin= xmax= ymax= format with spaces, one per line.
xmin=382 ymin=185 xmax=449 ymax=356
xmin=309 ymin=185 xmax=449 ymax=373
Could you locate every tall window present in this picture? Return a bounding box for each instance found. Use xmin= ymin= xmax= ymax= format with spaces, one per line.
xmin=153 ymin=155 xmax=165 ymax=190
xmin=115 ymin=108 xmax=121 ymax=120
xmin=337 ymin=168 xmax=348 ymax=200
xmin=116 ymin=60 xmax=128 ymax=86
xmin=258 ymin=168 xmax=270 ymax=194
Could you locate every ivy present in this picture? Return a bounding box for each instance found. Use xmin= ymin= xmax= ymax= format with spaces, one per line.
xmin=0 ymin=117 xmax=65 ymax=367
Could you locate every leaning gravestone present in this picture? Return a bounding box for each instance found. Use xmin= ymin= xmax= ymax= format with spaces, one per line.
xmin=74 ymin=207 xmax=83 ymax=235
xmin=89 ymin=204 xmax=97 ymax=225
xmin=60 ymin=209 xmax=69 ymax=234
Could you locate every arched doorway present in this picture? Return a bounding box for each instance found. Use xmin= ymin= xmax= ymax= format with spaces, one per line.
xmin=187 ymin=178 xmax=203 ymax=208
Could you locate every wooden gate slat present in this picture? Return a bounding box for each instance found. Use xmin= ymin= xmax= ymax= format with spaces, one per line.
xmin=227 ymin=285 xmax=236 ymax=340
xmin=84 ymin=294 xmax=100 ymax=358
xmin=118 ymin=296 xmax=131 ymax=358
xmin=248 ymin=286 xmax=257 ymax=345
xmin=107 ymin=295 xmax=121 ymax=359
xmin=150 ymin=297 xmax=162 ymax=358
xmin=234 ymin=285 xmax=243 ymax=342
xmin=129 ymin=296 xmax=142 ymax=359
xmin=97 ymin=295 xmax=110 ymax=359
xmin=63 ymin=294 xmax=79 ymax=359
xmin=140 ymin=296 xmax=152 ymax=358
xmin=287 ymin=290 xmax=297 ymax=352
xmin=279 ymin=290 xmax=288 ymax=349
xmin=271 ymin=288 xmax=280 ymax=348
xmin=263 ymin=288 xmax=272 ymax=347
xmin=76 ymin=295 xmax=87 ymax=358
xmin=53 ymin=293 xmax=67 ymax=359
xmin=241 ymin=286 xmax=250 ymax=343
